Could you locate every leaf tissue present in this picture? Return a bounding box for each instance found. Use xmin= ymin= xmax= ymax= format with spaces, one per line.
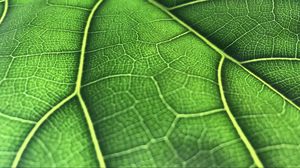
xmin=0 ymin=0 xmax=300 ymax=167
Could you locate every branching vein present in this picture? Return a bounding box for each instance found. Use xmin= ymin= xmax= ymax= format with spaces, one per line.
xmin=11 ymin=0 xmax=106 ymax=167
xmin=148 ymin=0 xmax=300 ymax=123
xmin=217 ymin=56 xmax=263 ymax=168
xmin=11 ymin=93 xmax=76 ymax=168
xmin=76 ymin=0 xmax=106 ymax=167
xmin=149 ymin=0 xmax=266 ymax=167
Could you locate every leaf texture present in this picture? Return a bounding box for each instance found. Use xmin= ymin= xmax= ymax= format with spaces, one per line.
xmin=0 ymin=0 xmax=300 ymax=167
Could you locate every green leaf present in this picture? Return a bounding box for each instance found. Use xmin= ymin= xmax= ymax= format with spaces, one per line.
xmin=0 ymin=0 xmax=299 ymax=167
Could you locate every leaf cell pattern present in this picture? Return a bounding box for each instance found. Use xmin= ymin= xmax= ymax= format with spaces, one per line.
xmin=0 ymin=0 xmax=300 ymax=167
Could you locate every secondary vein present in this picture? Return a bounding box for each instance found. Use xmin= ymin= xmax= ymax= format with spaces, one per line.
xmin=147 ymin=0 xmax=300 ymax=115
xmin=76 ymin=0 xmax=106 ymax=167
xmin=0 ymin=0 xmax=8 ymax=25
xmin=241 ymin=57 xmax=300 ymax=64
xmin=149 ymin=0 xmax=265 ymax=167
xmin=11 ymin=93 xmax=76 ymax=168
xmin=11 ymin=0 xmax=106 ymax=167
xmin=168 ymin=0 xmax=208 ymax=10
xmin=217 ymin=57 xmax=263 ymax=168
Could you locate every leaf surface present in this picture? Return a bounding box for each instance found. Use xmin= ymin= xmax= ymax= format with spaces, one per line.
xmin=0 ymin=0 xmax=300 ymax=167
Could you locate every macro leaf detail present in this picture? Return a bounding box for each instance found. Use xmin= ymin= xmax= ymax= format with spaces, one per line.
xmin=0 ymin=0 xmax=300 ymax=167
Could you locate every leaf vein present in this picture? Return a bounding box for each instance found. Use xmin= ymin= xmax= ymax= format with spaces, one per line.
xmin=218 ymin=56 xmax=263 ymax=168
xmin=149 ymin=1 xmax=265 ymax=167
xmin=0 ymin=0 xmax=8 ymax=25
xmin=11 ymin=1 xmax=106 ymax=167
xmin=76 ymin=0 xmax=106 ymax=167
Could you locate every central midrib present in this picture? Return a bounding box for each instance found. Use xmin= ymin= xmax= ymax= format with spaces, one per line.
xmin=11 ymin=0 xmax=106 ymax=167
